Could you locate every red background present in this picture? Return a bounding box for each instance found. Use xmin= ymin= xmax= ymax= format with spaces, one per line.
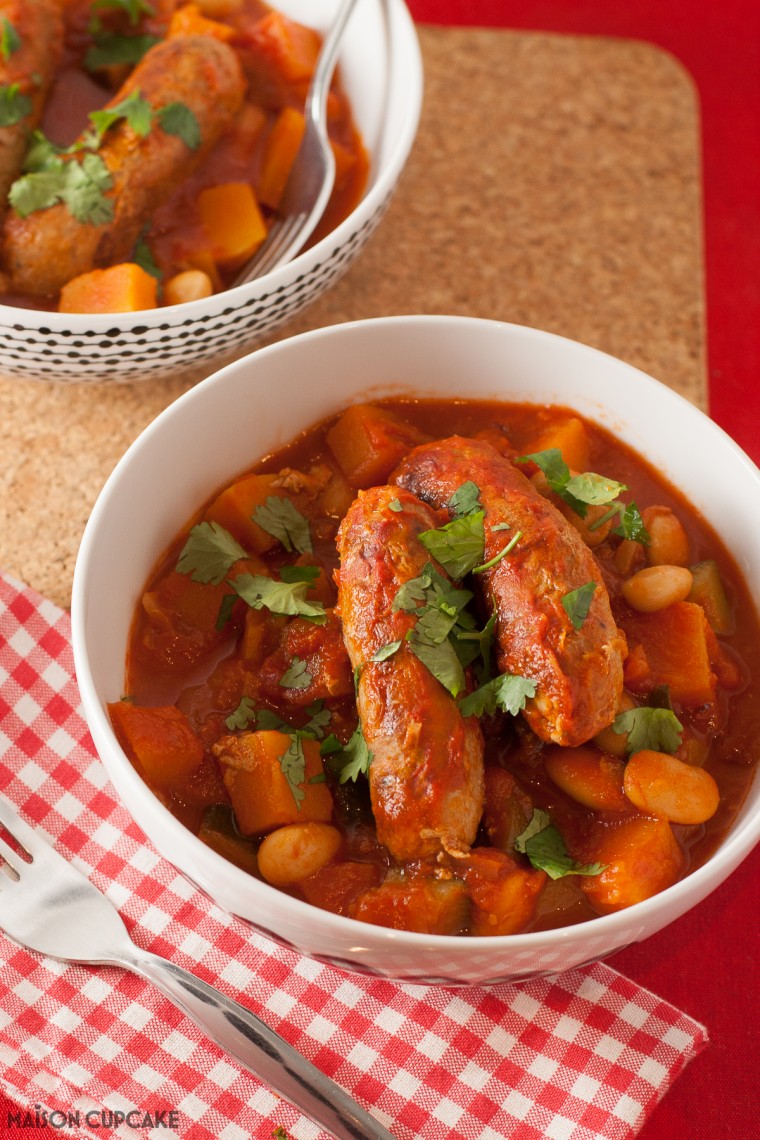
xmin=1 ymin=2 xmax=758 ymax=1137
xmin=406 ymin=2 xmax=760 ymax=1137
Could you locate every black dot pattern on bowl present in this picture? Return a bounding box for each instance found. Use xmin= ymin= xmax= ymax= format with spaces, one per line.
xmin=0 ymin=204 xmax=387 ymax=384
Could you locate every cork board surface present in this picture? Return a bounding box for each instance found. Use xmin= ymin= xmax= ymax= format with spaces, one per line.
xmin=0 ymin=27 xmax=706 ymax=610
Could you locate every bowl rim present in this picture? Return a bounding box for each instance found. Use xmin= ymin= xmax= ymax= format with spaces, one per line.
xmin=71 ymin=314 xmax=760 ymax=955
xmin=0 ymin=0 xmax=423 ymax=331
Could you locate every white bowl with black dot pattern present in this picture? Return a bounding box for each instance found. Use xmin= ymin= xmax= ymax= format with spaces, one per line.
xmin=0 ymin=0 xmax=422 ymax=385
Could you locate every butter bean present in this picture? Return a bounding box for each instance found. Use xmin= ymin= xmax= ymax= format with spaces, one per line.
xmin=622 ymin=564 xmax=693 ymax=612
xmin=623 ymin=749 xmax=720 ymax=824
xmin=257 ymin=822 xmax=343 ymax=886
xmin=642 ymin=506 xmax=690 ymax=567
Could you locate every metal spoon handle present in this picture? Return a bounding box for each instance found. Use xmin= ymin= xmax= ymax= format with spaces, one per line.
xmin=126 ymin=947 xmax=394 ymax=1139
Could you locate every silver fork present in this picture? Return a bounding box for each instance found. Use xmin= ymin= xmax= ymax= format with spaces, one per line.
xmin=0 ymin=796 xmax=394 ymax=1140
xmin=233 ymin=0 xmax=361 ymax=287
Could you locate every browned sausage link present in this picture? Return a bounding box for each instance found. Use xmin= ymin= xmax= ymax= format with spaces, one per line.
xmin=1 ymin=35 xmax=246 ymax=297
xmin=393 ymin=437 xmax=627 ymax=747
xmin=0 ymin=0 xmax=62 ymax=208
xmin=337 ymin=484 xmax=485 ymax=862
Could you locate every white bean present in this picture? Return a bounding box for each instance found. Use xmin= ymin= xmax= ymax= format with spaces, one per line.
xmin=642 ymin=506 xmax=690 ymax=566
xmin=257 ymin=822 xmax=343 ymax=886
xmin=622 ymin=564 xmax=693 ymax=612
xmin=164 ymin=269 xmax=214 ymax=307
xmin=623 ymin=749 xmax=720 ymax=824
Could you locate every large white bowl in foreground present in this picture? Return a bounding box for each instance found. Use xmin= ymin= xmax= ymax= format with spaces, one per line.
xmin=71 ymin=316 xmax=760 ymax=984
xmin=0 ymin=0 xmax=422 ymax=384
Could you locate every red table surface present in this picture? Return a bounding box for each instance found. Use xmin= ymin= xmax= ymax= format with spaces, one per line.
xmin=1 ymin=3 xmax=758 ymax=1139
xmin=407 ymin=3 xmax=760 ymax=1138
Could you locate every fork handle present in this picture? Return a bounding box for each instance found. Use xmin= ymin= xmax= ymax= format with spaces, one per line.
xmin=124 ymin=947 xmax=394 ymax=1139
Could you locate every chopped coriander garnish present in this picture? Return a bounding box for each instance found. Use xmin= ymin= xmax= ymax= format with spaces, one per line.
xmin=448 ymin=480 xmax=482 ymax=518
xmin=133 ymin=234 xmax=161 ymax=280
xmin=279 ymin=736 xmax=307 ymax=807
xmin=0 ymin=84 xmax=32 ymax=128
xmin=158 ymin=102 xmax=201 ymax=150
xmin=371 ymin=640 xmax=402 ymax=662
xmin=85 ymin=32 xmax=160 ymax=71
xmin=176 ymin=521 xmax=248 ymax=584
xmin=322 ymin=723 xmax=373 ymax=783
xmin=472 ymin=529 xmax=521 ymax=574
xmin=225 ymin=695 xmax=258 ymax=731
xmin=392 ymin=571 xmax=432 ymax=613
xmin=516 ymin=448 xmax=627 ymax=520
xmin=458 ymin=672 xmax=536 ymax=718
xmin=612 ymin=706 xmax=683 ymax=755
xmin=88 ymin=89 xmax=154 ymax=144
xmin=419 ymin=511 xmax=485 ymax=580
xmin=231 ymin=571 xmax=326 ymax=624
xmin=407 ymin=615 xmax=466 ymax=697
xmin=280 ymin=656 xmax=312 ymax=690
xmin=1 ymin=17 xmax=21 ymax=62
xmin=561 ymin=581 xmax=597 ymax=629
xmin=8 ymin=149 xmax=113 ymax=223
xmin=91 ymin=0 xmax=155 ymax=24
xmin=515 ymin=809 xmax=605 ymax=880
xmin=253 ymin=496 xmax=312 ymax=554
xmin=388 ymin=498 xmax=403 ymax=512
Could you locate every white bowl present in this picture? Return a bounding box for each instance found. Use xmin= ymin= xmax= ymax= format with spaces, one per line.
xmin=71 ymin=316 xmax=760 ymax=984
xmin=0 ymin=0 xmax=422 ymax=385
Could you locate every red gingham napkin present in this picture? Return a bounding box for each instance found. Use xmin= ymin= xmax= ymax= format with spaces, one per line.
xmin=0 ymin=570 xmax=708 ymax=1140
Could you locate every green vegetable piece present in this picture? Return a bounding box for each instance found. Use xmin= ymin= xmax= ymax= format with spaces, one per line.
xmin=561 ymin=581 xmax=597 ymax=629
xmin=472 ymin=529 xmax=521 ymax=574
xmin=324 ymin=723 xmax=373 ymax=784
xmin=88 ymin=89 xmax=153 ymax=143
xmin=278 ymin=736 xmax=306 ymax=807
xmin=91 ymin=0 xmax=155 ymax=25
xmin=371 ymin=640 xmax=402 ymax=663
xmin=515 ymin=809 xmax=605 ymax=880
xmin=86 ymin=33 xmax=160 ymax=71
xmin=225 ymin=696 xmax=258 ymax=731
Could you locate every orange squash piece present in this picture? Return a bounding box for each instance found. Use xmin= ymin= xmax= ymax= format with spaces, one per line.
xmin=623 ymin=601 xmax=717 ymax=706
xmin=350 ymin=878 xmax=471 ymax=935
xmin=579 ymin=816 xmax=686 ymax=913
xmin=59 ymin=263 xmax=157 ymax=314
xmin=326 ymin=403 xmax=428 ymax=488
xmin=169 ymin=3 xmax=234 ymax=41
xmin=246 ymin=10 xmax=320 ymax=83
xmin=257 ymin=106 xmax=305 ymax=209
xmin=108 ymin=702 xmax=204 ymax=787
xmin=523 ymin=415 xmax=591 ymax=473
xmin=204 ymin=473 xmax=292 ymax=553
xmin=213 ymin=730 xmax=334 ymax=836
xmin=197 ymin=182 xmax=267 ymax=270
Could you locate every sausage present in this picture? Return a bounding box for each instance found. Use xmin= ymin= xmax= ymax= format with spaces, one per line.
xmin=1 ymin=35 xmax=246 ymax=297
xmin=0 ymin=0 xmax=62 ymax=208
xmin=393 ymin=437 xmax=627 ymax=747
xmin=337 ymin=484 xmax=485 ymax=862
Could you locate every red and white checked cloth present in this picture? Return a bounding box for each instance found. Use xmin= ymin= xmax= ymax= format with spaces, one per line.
xmin=0 ymin=570 xmax=707 ymax=1140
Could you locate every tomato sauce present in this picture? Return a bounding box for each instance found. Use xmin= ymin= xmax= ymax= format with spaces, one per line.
xmin=114 ymin=400 xmax=760 ymax=936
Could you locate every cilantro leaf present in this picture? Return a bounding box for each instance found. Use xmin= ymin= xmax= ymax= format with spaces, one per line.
xmin=407 ymin=621 xmax=465 ymax=697
xmin=89 ymin=89 xmax=153 ymax=142
xmin=1 ymin=18 xmax=21 ymax=62
xmin=323 ymin=723 xmax=372 ymax=783
xmin=280 ymin=656 xmax=312 ymax=690
xmin=561 ymin=581 xmax=597 ymax=629
xmin=515 ymin=810 xmax=605 ymax=880
xmin=91 ymin=0 xmax=155 ymax=24
xmin=472 ymin=529 xmax=521 ymax=574
xmin=516 ymin=448 xmax=629 ymax=520
xmin=252 ymin=496 xmax=312 ymax=554
xmin=158 ymin=102 xmax=201 ymax=150
xmin=280 ymin=564 xmax=320 ymax=585
xmin=176 ymin=521 xmax=248 ymax=584
xmin=279 ymin=736 xmax=306 ymax=807
xmin=371 ymin=640 xmax=402 ymax=663
xmin=392 ymin=571 xmax=432 ymax=613
xmin=613 ymin=706 xmax=683 ymax=755
xmin=231 ymin=572 xmax=326 ymax=624
xmin=225 ymin=696 xmax=258 ymax=731
xmin=612 ymin=500 xmax=651 ymax=543
xmin=458 ymin=672 xmax=536 ymax=718
xmin=86 ymin=32 xmax=160 ymax=71
xmin=0 ymin=84 xmax=32 ymax=128
xmin=455 ymin=611 xmax=496 ymax=680
xmin=388 ymin=498 xmax=403 ymax=512
xmin=419 ymin=511 xmax=485 ymax=580
xmin=448 ymin=480 xmax=482 ymax=517
xmin=133 ymin=234 xmax=161 ymax=280
xmin=565 ymin=471 xmax=626 ymax=507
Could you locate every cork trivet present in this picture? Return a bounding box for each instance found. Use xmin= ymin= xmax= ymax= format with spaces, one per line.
xmin=0 ymin=28 xmax=705 ymax=610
